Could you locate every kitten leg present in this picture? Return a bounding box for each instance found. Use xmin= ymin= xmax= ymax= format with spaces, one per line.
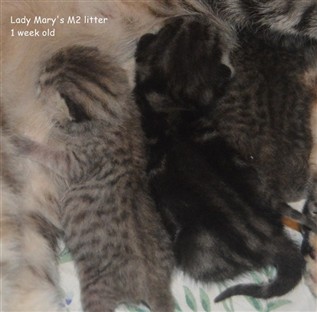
xmin=80 ymin=283 xmax=119 ymax=312
xmin=78 ymin=259 xmax=138 ymax=312
xmin=146 ymin=284 xmax=175 ymax=312
xmin=278 ymin=202 xmax=317 ymax=233
xmin=77 ymin=255 xmax=175 ymax=312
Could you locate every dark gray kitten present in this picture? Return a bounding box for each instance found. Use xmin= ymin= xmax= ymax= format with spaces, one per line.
xmin=135 ymin=14 xmax=317 ymax=229
xmin=14 ymin=46 xmax=174 ymax=312
xmin=213 ymin=29 xmax=317 ymax=204
xmin=134 ymin=15 xmax=316 ymax=301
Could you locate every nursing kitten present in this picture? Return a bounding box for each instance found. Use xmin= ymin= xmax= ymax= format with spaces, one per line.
xmin=134 ymin=15 xmax=310 ymax=301
xmin=14 ymin=46 xmax=174 ymax=312
xmin=213 ymin=30 xmax=317 ymax=204
xmin=135 ymin=14 xmax=317 ymax=229
xmin=2 ymin=0 xmax=317 ymax=309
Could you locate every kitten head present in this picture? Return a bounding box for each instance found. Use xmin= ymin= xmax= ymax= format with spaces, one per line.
xmin=38 ymin=45 xmax=131 ymax=125
xmin=135 ymin=15 xmax=235 ymax=114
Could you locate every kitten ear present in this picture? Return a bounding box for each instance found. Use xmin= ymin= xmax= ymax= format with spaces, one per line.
xmin=60 ymin=93 xmax=91 ymax=123
xmin=136 ymin=34 xmax=157 ymax=56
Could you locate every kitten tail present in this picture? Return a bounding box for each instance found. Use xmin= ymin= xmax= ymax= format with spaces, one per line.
xmin=214 ymin=243 xmax=304 ymax=302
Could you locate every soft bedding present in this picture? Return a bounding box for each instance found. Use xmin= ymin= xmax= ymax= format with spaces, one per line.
xmin=58 ymin=228 xmax=316 ymax=312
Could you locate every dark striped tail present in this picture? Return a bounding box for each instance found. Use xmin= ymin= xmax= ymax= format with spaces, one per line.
xmin=214 ymin=241 xmax=304 ymax=302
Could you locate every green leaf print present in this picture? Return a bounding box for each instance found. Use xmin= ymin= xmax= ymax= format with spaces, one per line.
xmin=266 ymin=299 xmax=292 ymax=311
xmin=217 ymin=284 xmax=234 ymax=312
xmin=199 ymin=288 xmax=211 ymax=312
xmin=126 ymin=305 xmax=149 ymax=312
xmin=184 ymin=286 xmax=197 ymax=311
xmin=245 ymin=296 xmax=264 ymax=312
xmin=224 ymin=295 xmax=234 ymax=312
xmin=59 ymin=247 xmax=73 ymax=263
xmin=174 ymin=298 xmax=183 ymax=312
xmin=250 ymin=271 xmax=264 ymax=284
xmin=263 ymin=267 xmax=276 ymax=280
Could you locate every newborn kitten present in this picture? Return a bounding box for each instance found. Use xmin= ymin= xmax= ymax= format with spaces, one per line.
xmin=134 ymin=15 xmax=309 ymax=301
xmin=213 ymin=30 xmax=317 ymax=204
xmin=14 ymin=46 xmax=174 ymax=312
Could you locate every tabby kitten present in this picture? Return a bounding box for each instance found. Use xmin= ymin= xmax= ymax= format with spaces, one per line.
xmin=14 ymin=46 xmax=174 ymax=312
xmin=134 ymin=15 xmax=310 ymax=301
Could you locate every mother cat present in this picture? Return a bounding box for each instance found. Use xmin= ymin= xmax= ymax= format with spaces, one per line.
xmin=1 ymin=0 xmax=317 ymax=310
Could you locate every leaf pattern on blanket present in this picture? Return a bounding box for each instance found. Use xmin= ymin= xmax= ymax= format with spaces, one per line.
xmin=199 ymin=288 xmax=211 ymax=312
xmin=184 ymin=286 xmax=198 ymax=311
xmin=58 ymin=255 xmax=300 ymax=312
xmin=59 ymin=246 xmax=73 ymax=264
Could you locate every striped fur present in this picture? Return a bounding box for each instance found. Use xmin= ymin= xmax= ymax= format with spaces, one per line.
xmin=13 ymin=46 xmax=174 ymax=312
xmin=134 ymin=16 xmax=309 ymax=301
xmin=1 ymin=0 xmax=317 ymax=309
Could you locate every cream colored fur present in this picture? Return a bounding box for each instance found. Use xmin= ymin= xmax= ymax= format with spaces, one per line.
xmin=0 ymin=1 xmax=211 ymax=310
xmin=1 ymin=1 xmax=163 ymax=310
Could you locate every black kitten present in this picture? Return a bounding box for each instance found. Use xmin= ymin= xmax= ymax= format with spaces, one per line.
xmin=134 ymin=15 xmax=310 ymax=301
